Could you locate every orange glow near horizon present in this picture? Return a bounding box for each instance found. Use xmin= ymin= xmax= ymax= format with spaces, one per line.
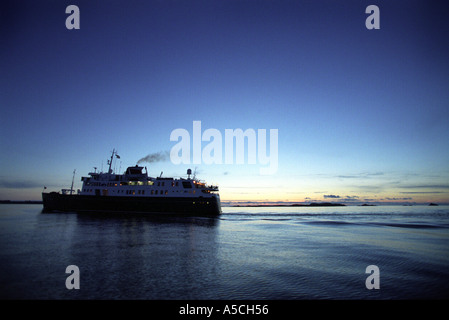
xmin=1 ymin=176 xmax=448 ymax=206
xmin=219 ymin=184 xmax=449 ymax=205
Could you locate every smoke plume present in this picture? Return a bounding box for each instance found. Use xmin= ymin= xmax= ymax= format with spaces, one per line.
xmin=137 ymin=151 xmax=170 ymax=164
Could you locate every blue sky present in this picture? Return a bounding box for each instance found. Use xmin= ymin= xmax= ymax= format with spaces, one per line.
xmin=1 ymin=0 xmax=448 ymax=204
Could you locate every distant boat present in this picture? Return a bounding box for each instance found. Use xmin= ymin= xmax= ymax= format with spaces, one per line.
xmin=42 ymin=150 xmax=221 ymax=215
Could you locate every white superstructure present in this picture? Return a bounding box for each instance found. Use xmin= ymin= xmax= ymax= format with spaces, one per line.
xmin=78 ymin=150 xmax=219 ymax=199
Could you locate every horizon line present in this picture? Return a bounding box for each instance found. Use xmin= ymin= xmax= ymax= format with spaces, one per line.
xmin=1 ymin=199 xmax=447 ymax=207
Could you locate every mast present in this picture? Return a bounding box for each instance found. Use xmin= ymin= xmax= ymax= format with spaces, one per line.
xmin=108 ymin=149 xmax=115 ymax=174
xmin=70 ymin=169 xmax=76 ymax=195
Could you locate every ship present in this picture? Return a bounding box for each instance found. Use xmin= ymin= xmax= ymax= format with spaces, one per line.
xmin=42 ymin=150 xmax=221 ymax=216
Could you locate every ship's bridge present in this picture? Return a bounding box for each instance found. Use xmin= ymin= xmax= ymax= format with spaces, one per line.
xmin=124 ymin=165 xmax=148 ymax=182
xmin=125 ymin=165 xmax=144 ymax=175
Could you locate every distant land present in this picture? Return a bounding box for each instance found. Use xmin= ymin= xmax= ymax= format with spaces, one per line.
xmin=225 ymin=202 xmax=444 ymax=207
xmin=0 ymin=200 xmax=43 ymax=204
xmin=232 ymin=202 xmax=346 ymax=207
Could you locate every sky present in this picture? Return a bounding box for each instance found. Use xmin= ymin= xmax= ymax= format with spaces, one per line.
xmin=1 ymin=0 xmax=448 ymax=205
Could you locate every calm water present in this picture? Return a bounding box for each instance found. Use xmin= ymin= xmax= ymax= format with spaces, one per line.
xmin=1 ymin=204 xmax=448 ymax=300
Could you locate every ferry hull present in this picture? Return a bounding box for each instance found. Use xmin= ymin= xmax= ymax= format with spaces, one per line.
xmin=42 ymin=192 xmax=221 ymax=216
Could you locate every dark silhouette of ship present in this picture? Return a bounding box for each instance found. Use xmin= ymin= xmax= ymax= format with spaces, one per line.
xmin=42 ymin=150 xmax=221 ymax=216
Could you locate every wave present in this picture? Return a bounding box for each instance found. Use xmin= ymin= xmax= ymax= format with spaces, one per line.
xmin=294 ymin=219 xmax=449 ymax=229
xmin=367 ymin=222 xmax=449 ymax=229
xmin=221 ymin=213 xmax=449 ymax=229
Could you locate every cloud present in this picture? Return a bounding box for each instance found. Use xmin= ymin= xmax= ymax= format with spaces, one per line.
xmin=399 ymin=184 xmax=449 ymax=189
xmin=352 ymin=185 xmax=385 ymax=193
xmin=396 ymin=184 xmax=449 ymax=194
xmin=336 ymin=195 xmax=361 ymax=203
xmin=0 ymin=180 xmax=42 ymax=189
xmin=337 ymin=172 xmax=384 ymax=179
xmin=400 ymin=191 xmax=446 ymax=194
xmin=324 ymin=194 xmax=340 ymax=199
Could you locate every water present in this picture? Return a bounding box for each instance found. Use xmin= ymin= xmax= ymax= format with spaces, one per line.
xmin=1 ymin=204 xmax=448 ymax=300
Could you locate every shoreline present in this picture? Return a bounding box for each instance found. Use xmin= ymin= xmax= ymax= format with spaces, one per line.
xmin=0 ymin=200 xmax=43 ymax=204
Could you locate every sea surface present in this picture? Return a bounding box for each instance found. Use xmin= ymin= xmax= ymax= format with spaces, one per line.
xmin=1 ymin=204 xmax=448 ymax=300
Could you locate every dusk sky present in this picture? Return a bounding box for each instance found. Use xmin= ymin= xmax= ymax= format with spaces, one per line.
xmin=1 ymin=0 xmax=448 ymax=204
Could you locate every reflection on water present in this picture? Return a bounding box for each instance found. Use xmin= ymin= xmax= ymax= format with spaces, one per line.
xmin=67 ymin=212 xmax=221 ymax=299
xmin=1 ymin=205 xmax=449 ymax=299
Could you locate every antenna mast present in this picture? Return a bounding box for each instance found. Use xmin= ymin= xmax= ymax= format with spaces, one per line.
xmin=107 ymin=148 xmax=120 ymax=174
xmin=70 ymin=169 xmax=76 ymax=195
xmin=108 ymin=149 xmax=116 ymax=174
